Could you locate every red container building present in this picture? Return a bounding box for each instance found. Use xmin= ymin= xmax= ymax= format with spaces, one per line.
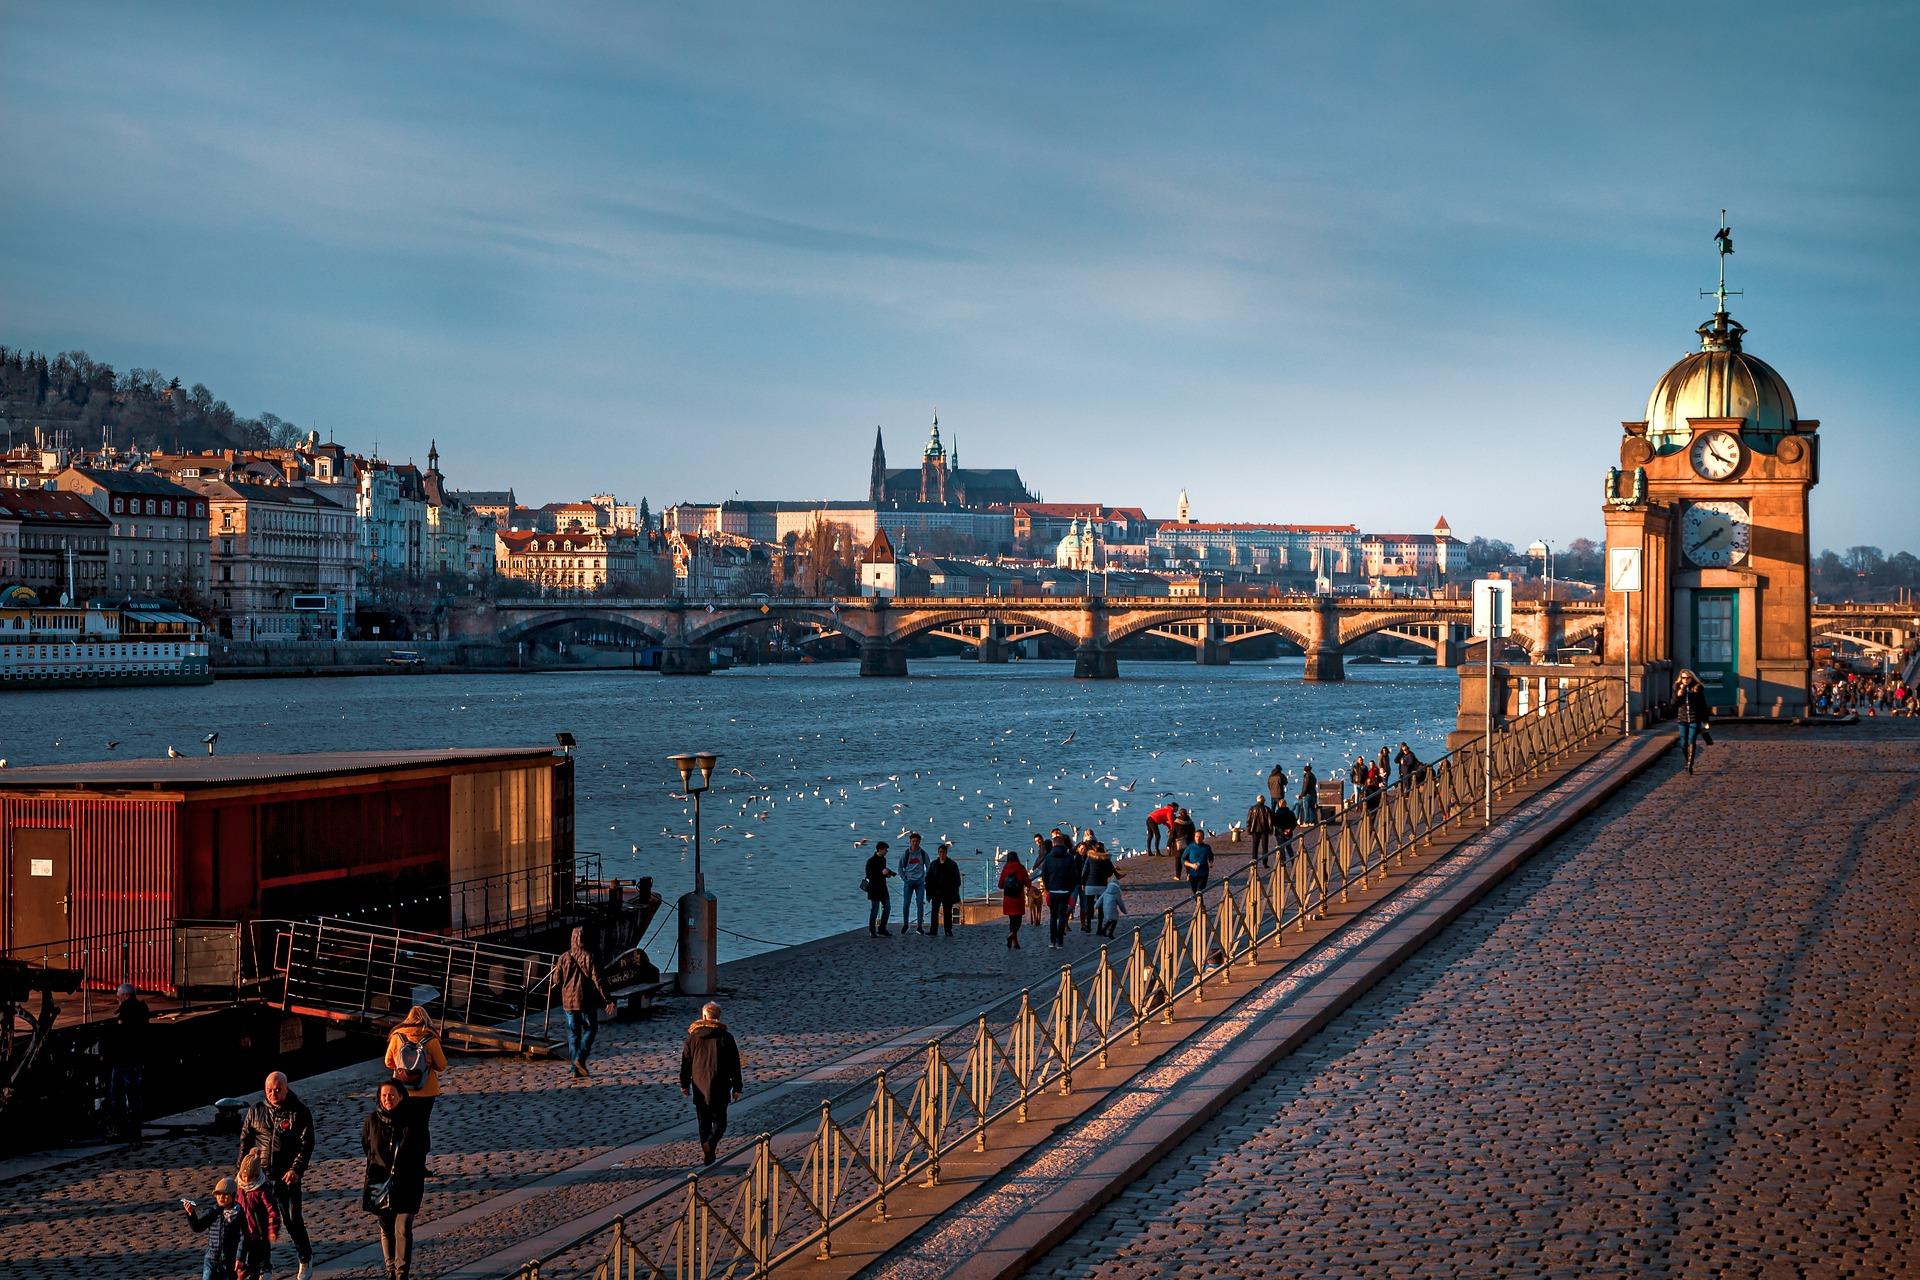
xmin=0 ymin=747 xmax=576 ymax=992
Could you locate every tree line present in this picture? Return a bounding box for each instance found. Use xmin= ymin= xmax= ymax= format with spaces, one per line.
xmin=0 ymin=347 xmax=309 ymax=453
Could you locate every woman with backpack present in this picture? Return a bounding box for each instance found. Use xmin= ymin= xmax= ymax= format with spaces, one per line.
xmin=383 ymin=1006 xmax=449 ymax=1135
xmin=998 ymin=849 xmax=1031 ymax=950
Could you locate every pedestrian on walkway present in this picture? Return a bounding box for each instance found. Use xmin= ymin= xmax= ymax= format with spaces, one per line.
xmin=1245 ymin=794 xmax=1273 ymax=860
xmin=182 ymin=1175 xmax=261 ymax=1280
xmin=898 ymin=833 xmax=931 ymax=934
xmin=1395 ymin=741 xmax=1420 ymax=792
xmin=679 ymin=1001 xmax=745 ymax=1165
xmin=1674 ymin=669 xmax=1712 ymax=774
xmin=1265 ymin=764 xmax=1288 ymax=808
xmin=552 ymin=926 xmax=616 ymax=1078
xmin=1169 ymin=808 xmax=1196 ymax=878
xmin=1273 ymin=798 xmax=1299 ymax=850
xmin=1299 ymin=762 xmax=1319 ymax=825
xmin=383 ymin=1005 xmax=449 ymax=1133
xmin=1079 ymin=842 xmax=1115 ymax=932
xmin=864 ymin=842 xmax=896 ymax=936
xmin=1183 ymin=829 xmax=1214 ymax=897
xmin=103 ymin=981 xmax=150 ymax=1142
xmin=232 ymin=1151 xmax=280 ymax=1279
xmin=1145 ymin=801 xmax=1175 ymax=853
xmin=1041 ymin=833 xmax=1080 ymax=948
xmin=1026 ymin=834 xmax=1048 ymax=926
xmin=237 ymin=1071 xmax=314 ymax=1280
xmin=1096 ymin=871 xmax=1126 ymax=938
xmin=926 ymin=844 xmax=963 ymax=937
xmin=361 ymin=1080 xmax=427 ymax=1280
xmin=998 ymin=850 xmax=1031 ymax=949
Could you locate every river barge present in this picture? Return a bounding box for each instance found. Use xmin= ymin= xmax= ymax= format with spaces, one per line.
xmin=0 ymin=599 xmax=211 ymax=689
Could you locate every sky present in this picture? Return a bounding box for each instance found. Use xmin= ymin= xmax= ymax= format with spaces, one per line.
xmin=2 ymin=1 xmax=1915 ymax=549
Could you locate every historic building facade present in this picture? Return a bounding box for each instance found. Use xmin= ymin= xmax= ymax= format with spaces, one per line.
xmin=183 ymin=480 xmax=356 ymax=639
xmin=55 ymin=466 xmax=211 ymax=600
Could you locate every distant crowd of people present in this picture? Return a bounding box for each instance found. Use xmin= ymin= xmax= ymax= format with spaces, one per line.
xmin=1815 ymin=668 xmax=1915 ymax=717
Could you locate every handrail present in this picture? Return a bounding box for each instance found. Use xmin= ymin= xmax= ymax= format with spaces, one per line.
xmin=511 ymin=677 xmax=1624 ymax=1279
xmin=321 ymin=851 xmax=603 ymax=938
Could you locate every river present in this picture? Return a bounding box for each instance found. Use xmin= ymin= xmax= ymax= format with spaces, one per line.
xmin=3 ymin=658 xmax=1460 ymax=961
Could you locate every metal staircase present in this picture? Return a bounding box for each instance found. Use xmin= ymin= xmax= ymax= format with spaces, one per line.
xmin=261 ymin=918 xmax=560 ymax=1054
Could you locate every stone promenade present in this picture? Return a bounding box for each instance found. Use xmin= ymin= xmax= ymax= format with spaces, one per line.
xmin=0 ymin=845 xmax=1243 ymax=1279
xmin=1029 ymin=721 xmax=1920 ymax=1278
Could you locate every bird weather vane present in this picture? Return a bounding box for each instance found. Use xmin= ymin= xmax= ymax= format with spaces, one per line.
xmin=1703 ymin=210 xmax=1740 ymax=313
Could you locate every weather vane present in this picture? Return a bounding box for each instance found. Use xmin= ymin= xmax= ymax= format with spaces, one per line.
xmin=1701 ymin=210 xmax=1740 ymax=313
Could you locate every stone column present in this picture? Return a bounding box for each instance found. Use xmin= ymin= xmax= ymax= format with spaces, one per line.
xmin=661 ymin=643 xmax=711 ymax=675
xmin=1303 ymin=595 xmax=1345 ymax=682
xmin=1073 ymin=644 xmax=1118 ymax=679
xmin=977 ymin=621 xmax=1010 ymax=664
xmin=1194 ymin=618 xmax=1231 ymax=665
xmin=859 ymin=639 xmax=909 ymax=677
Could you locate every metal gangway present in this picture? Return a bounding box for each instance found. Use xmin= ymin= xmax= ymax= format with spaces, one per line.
xmin=261 ymin=918 xmax=560 ymax=1054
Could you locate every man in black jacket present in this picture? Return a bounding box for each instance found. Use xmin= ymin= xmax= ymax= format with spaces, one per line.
xmin=1039 ymin=835 xmax=1080 ymax=948
xmin=1245 ymin=795 xmax=1273 ymax=860
xmin=926 ymin=844 xmax=963 ymax=937
xmin=680 ymin=1002 xmax=745 ymax=1165
xmin=239 ymin=1070 xmax=315 ymax=1279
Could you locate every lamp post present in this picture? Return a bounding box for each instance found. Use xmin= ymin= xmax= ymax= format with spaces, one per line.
xmin=1528 ymin=539 xmax=1554 ymax=604
xmin=669 ymin=751 xmax=719 ymax=995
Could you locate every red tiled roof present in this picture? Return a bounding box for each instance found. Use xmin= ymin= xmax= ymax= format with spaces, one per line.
xmin=1157 ymin=522 xmax=1359 ymax=534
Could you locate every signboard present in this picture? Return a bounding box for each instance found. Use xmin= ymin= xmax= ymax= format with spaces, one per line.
xmin=29 ymin=859 xmax=53 ymax=878
xmin=291 ymin=594 xmax=331 ymax=612
xmin=1471 ymin=579 xmax=1512 ymax=639
xmin=1316 ymin=780 xmax=1346 ymax=813
xmin=1609 ymin=547 xmax=1643 ymax=593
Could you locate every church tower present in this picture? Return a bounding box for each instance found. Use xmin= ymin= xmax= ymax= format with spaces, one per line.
xmin=919 ymin=413 xmax=948 ymax=505
xmin=868 ymin=426 xmax=887 ymax=504
xmin=1603 ymin=220 xmax=1818 ymax=718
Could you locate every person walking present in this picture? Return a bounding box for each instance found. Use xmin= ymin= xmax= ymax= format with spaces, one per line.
xmin=1376 ymin=745 xmax=1393 ymax=787
xmin=926 ymin=844 xmax=963 ymax=937
xmin=1078 ymin=842 xmax=1115 ymax=932
xmin=182 ymin=1175 xmax=261 ymax=1280
xmin=1272 ymin=798 xmax=1299 ymax=850
xmin=1145 ymin=801 xmax=1175 ymax=854
xmin=897 ymin=833 xmax=931 ymax=934
xmin=232 ymin=1152 xmax=281 ymax=1280
xmin=679 ymin=1001 xmax=745 ymax=1165
xmin=1245 ymin=795 xmax=1273 ymax=860
xmin=1298 ymin=762 xmax=1319 ymax=825
xmin=361 ymin=1080 xmax=427 ymax=1280
xmin=1265 ymin=764 xmax=1288 ymax=808
xmin=1674 ymin=669 xmax=1712 ymax=774
xmin=103 ymin=981 xmax=151 ymax=1142
xmin=864 ymin=842 xmax=896 ymax=936
xmin=1096 ymin=873 xmax=1126 ymax=938
xmin=1169 ymin=808 xmax=1196 ymax=878
xmin=1026 ymin=834 xmax=1049 ymax=926
xmin=1394 ymin=741 xmax=1418 ymax=792
xmin=1182 ymin=829 xmax=1214 ymax=897
xmin=383 ymin=1005 xmax=449 ymax=1133
xmin=552 ymin=926 xmax=616 ymax=1078
xmin=237 ymin=1071 xmax=315 ymax=1280
xmin=998 ymin=850 xmax=1031 ymax=949
xmin=1040 ymin=835 xmax=1080 ymax=948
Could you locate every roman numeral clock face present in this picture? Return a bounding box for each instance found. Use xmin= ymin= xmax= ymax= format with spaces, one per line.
xmin=1681 ymin=500 xmax=1751 ymax=568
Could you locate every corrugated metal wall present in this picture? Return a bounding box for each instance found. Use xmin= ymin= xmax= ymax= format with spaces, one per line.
xmin=449 ymin=765 xmax=554 ymax=932
xmin=1 ymin=795 xmax=180 ymax=990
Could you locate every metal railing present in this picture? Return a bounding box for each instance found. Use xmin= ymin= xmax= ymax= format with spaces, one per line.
xmin=321 ymin=852 xmax=604 ymax=939
xmin=2 ymin=921 xmax=252 ymax=1019
xmin=259 ymin=918 xmax=559 ymax=1051
xmin=511 ymin=679 xmax=1623 ymax=1279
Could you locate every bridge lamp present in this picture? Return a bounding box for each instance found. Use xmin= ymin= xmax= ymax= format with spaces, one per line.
xmin=1527 ymin=540 xmax=1554 ymax=604
xmin=668 ymin=751 xmax=720 ymax=996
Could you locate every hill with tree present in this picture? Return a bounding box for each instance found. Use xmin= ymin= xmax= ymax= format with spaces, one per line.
xmin=0 ymin=346 xmax=309 ymax=454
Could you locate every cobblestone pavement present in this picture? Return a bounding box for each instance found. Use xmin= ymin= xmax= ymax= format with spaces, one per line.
xmin=0 ymin=847 xmax=1242 ymax=1279
xmin=1031 ymin=723 xmax=1920 ymax=1279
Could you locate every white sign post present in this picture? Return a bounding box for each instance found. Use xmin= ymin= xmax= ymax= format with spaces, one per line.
xmin=1472 ymin=579 xmax=1512 ymax=827
xmin=1609 ymin=548 xmax=1643 ymax=736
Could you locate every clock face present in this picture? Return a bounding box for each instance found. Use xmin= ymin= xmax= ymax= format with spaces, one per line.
xmin=1681 ymin=500 xmax=1751 ymax=567
xmin=1689 ymin=429 xmax=1743 ymax=479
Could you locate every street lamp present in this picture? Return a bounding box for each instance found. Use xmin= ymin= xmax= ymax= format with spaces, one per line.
xmin=1528 ymin=540 xmax=1554 ymax=604
xmin=668 ymin=751 xmax=720 ymax=995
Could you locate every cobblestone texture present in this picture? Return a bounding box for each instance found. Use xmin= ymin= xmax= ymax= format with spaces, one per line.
xmin=1032 ymin=723 xmax=1920 ymax=1279
xmin=0 ymin=848 xmax=1237 ymax=1279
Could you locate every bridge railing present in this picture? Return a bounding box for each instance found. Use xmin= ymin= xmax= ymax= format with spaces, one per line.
xmin=508 ymin=679 xmax=1623 ymax=1280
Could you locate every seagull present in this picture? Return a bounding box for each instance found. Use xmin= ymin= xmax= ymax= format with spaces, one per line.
xmin=0 ymin=759 xmax=8 ymax=769
xmin=1122 ymin=779 xmax=1137 ymax=792
xmin=166 ymin=746 xmax=181 ymax=758
xmin=105 ymin=740 xmax=120 ymax=750
xmin=1060 ymin=730 xmax=1076 ymax=746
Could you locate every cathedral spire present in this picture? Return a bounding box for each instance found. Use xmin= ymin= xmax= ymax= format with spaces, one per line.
xmin=869 ymin=425 xmax=887 ymax=504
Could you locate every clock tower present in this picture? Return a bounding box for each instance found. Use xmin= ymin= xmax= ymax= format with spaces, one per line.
xmin=1603 ymin=223 xmax=1819 ymax=718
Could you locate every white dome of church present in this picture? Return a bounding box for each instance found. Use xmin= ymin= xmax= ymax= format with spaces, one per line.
xmin=1644 ymin=310 xmax=1797 ymax=451
xmin=1055 ymin=518 xmax=1094 ymax=570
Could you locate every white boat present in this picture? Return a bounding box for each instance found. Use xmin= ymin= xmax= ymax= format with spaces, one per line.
xmin=0 ymin=600 xmax=212 ymax=689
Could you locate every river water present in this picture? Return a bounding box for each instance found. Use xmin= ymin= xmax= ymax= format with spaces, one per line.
xmin=3 ymin=658 xmax=1459 ymax=961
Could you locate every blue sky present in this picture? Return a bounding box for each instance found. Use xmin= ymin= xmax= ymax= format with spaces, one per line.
xmin=2 ymin=1 xmax=1914 ymax=548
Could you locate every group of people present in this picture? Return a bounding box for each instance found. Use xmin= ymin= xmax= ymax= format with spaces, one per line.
xmin=1815 ymin=668 xmax=1915 ymax=717
xmin=862 ymin=833 xmax=966 ymax=936
xmin=993 ymin=828 xmax=1128 ymax=948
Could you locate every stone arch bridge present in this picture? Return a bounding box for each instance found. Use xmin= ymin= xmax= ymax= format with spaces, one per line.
xmin=451 ymin=594 xmax=1613 ymax=679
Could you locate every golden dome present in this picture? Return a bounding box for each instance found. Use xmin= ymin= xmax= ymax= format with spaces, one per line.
xmin=1644 ymin=310 xmax=1797 ymax=451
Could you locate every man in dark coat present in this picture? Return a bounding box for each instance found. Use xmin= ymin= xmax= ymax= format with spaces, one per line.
xmin=239 ymin=1071 xmax=316 ymax=1279
xmin=1272 ymin=799 xmax=1300 ymax=847
xmin=1039 ymin=835 xmax=1080 ymax=948
xmin=1265 ymin=765 xmax=1287 ymax=807
xmin=102 ymin=981 xmax=151 ymax=1141
xmin=926 ymin=844 xmax=963 ymax=937
xmin=864 ymin=842 xmax=896 ymax=936
xmin=553 ymin=926 xmax=616 ymax=1077
xmin=1245 ymin=795 xmax=1273 ymax=860
xmin=680 ymin=1002 xmax=745 ymax=1165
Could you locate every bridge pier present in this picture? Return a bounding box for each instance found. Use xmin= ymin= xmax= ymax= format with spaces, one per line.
xmin=1304 ymin=595 xmax=1345 ymax=681
xmin=859 ymin=640 xmax=909 ymax=678
xmin=660 ymin=643 xmax=711 ymax=676
xmin=1304 ymin=648 xmax=1345 ymax=681
xmin=1074 ymin=644 xmax=1118 ymax=679
xmin=977 ymin=636 xmax=1010 ymax=664
xmin=1436 ymin=635 xmax=1464 ymax=668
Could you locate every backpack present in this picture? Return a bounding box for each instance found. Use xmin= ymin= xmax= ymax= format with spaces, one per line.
xmin=391 ymin=1035 xmax=429 ymax=1089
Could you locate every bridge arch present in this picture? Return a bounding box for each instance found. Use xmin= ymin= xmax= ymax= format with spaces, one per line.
xmin=1106 ymin=607 xmax=1313 ymax=654
xmin=883 ymin=608 xmax=1085 ymax=651
xmin=496 ymin=609 xmax=667 ymax=647
xmin=682 ymin=606 xmax=856 ymax=648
